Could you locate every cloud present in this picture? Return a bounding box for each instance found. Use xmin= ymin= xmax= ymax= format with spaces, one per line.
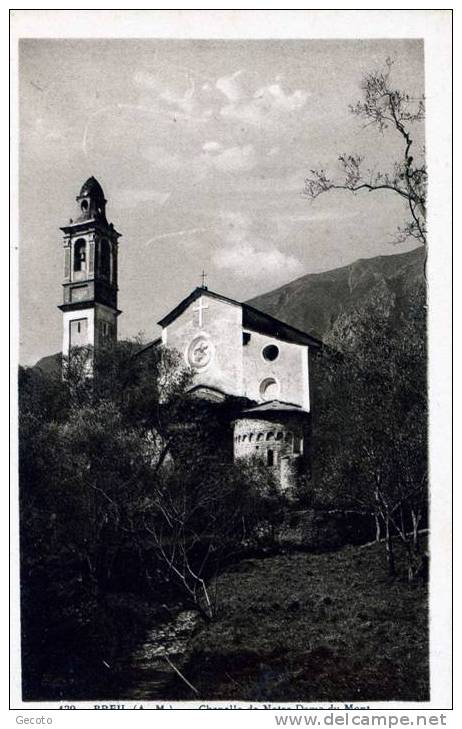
xmin=145 ymin=227 xmax=213 ymax=246
xmin=205 ymin=144 xmax=257 ymax=172
xmin=216 ymin=70 xmax=245 ymax=102
xmin=202 ymin=141 xmax=222 ymax=152
xmin=145 ymin=141 xmax=258 ymax=178
xmin=143 ymin=139 xmax=258 ymax=180
xmin=257 ymin=83 xmax=308 ymax=112
xmin=160 ymin=78 xmax=197 ymax=115
xmin=135 ymin=68 xmax=309 ymax=129
xmin=212 ymin=211 xmax=304 ymax=280
xmin=213 ymin=241 xmax=304 ymax=279
xmin=216 ymin=73 xmax=310 ymax=127
xmin=133 ymin=70 xmax=212 ymax=122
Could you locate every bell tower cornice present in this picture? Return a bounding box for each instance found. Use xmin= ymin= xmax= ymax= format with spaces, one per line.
xmin=60 ymin=219 xmax=121 ymax=239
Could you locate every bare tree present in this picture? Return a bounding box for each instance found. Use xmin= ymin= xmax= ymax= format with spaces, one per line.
xmin=140 ymin=454 xmax=283 ymax=620
xmin=304 ymin=58 xmax=426 ymax=246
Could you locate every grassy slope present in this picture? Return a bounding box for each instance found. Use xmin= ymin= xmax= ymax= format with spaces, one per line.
xmin=185 ymin=543 xmax=428 ymax=702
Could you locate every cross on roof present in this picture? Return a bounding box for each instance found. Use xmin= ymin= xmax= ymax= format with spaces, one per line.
xmin=200 ymin=270 xmax=208 ymax=289
xmin=193 ymin=297 xmax=209 ymax=327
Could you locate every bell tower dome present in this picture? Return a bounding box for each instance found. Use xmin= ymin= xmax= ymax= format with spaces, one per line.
xmin=75 ymin=176 xmax=108 ymax=224
xmin=58 ymin=177 xmax=122 ymax=364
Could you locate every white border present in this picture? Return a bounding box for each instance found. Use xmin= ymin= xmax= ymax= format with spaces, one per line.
xmin=8 ymin=8 xmax=453 ymax=719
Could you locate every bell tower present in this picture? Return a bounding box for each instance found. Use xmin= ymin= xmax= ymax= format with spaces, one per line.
xmin=58 ymin=177 xmax=122 ymax=363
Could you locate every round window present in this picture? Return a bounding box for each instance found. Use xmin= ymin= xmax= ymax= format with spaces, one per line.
xmin=187 ymin=335 xmax=214 ymax=370
xmin=262 ymin=344 xmax=279 ymax=361
xmin=260 ymin=377 xmax=279 ymax=401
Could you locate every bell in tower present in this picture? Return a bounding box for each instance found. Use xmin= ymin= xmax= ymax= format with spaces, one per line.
xmin=58 ymin=177 xmax=122 ymax=366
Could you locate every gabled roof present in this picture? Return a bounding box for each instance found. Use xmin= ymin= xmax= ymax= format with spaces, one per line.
xmin=157 ymin=287 xmax=322 ymax=348
xmin=134 ymin=338 xmax=162 ymax=356
xmin=158 ymin=287 xmax=238 ymax=327
xmin=242 ymin=303 xmax=321 ymax=347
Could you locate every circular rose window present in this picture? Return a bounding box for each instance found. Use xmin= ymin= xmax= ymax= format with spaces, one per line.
xmin=187 ymin=335 xmax=214 ymax=370
xmin=262 ymin=344 xmax=279 ymax=361
xmin=260 ymin=377 xmax=279 ymax=401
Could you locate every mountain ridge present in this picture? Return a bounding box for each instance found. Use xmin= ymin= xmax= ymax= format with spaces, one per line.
xmin=247 ymin=246 xmax=425 ymax=341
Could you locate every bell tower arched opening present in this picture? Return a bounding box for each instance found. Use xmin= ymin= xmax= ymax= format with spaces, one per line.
xmin=73 ymin=239 xmax=87 ymax=274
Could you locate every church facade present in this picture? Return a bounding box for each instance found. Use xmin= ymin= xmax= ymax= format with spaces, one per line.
xmin=59 ymin=179 xmax=322 ymax=491
xmin=157 ymin=288 xmax=321 ymax=489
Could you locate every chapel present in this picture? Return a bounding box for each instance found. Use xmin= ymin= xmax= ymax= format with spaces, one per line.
xmin=59 ymin=178 xmax=322 ymax=491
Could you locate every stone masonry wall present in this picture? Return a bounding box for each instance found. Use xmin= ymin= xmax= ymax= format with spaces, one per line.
xmin=233 ymin=414 xmax=308 ymax=491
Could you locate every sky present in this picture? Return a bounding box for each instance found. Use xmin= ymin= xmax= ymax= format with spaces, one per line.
xmin=18 ymin=38 xmax=424 ymax=365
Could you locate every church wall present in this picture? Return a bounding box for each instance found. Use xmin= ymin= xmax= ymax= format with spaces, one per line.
xmin=242 ymin=329 xmax=310 ymax=410
xmin=233 ymin=414 xmax=308 ymax=491
xmin=164 ymin=296 xmax=244 ymax=397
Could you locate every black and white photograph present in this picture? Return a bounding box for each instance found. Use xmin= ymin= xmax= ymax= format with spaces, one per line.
xmin=10 ymin=9 xmax=452 ymax=712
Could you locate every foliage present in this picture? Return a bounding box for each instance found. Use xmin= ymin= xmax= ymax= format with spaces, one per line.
xmin=19 ymin=339 xmax=284 ymax=696
xmin=312 ymin=281 xmax=427 ymax=579
xmin=304 ymin=58 xmax=426 ymax=245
